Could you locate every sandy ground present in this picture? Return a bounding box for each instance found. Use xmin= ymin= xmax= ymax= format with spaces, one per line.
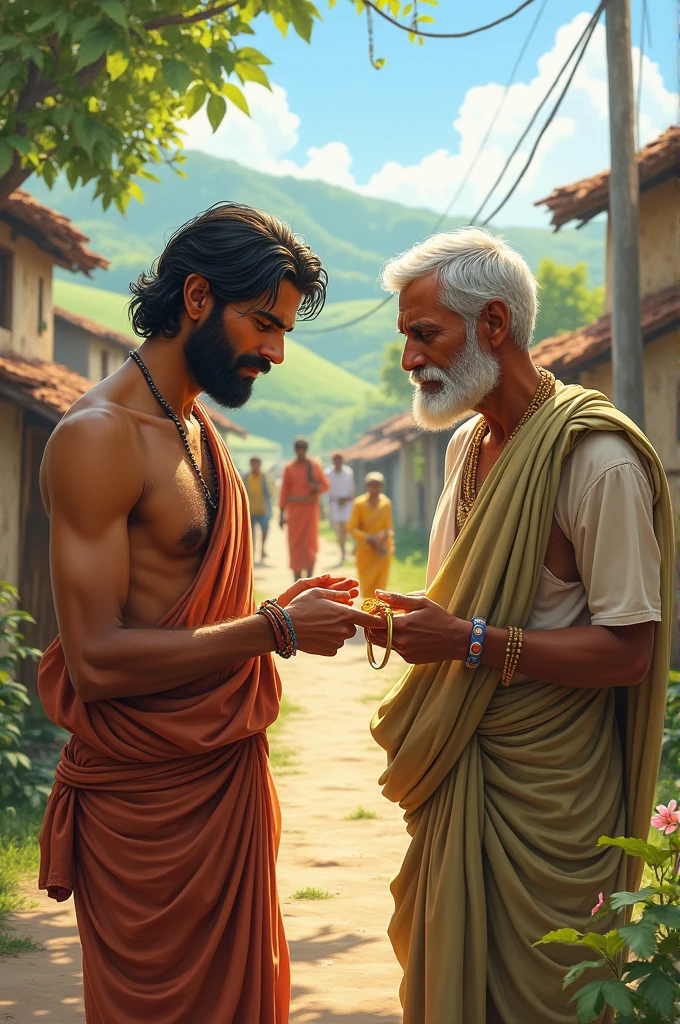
xmin=1 ymin=524 xmax=408 ymax=1023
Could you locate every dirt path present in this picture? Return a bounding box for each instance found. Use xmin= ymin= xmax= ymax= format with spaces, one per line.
xmin=1 ymin=525 xmax=408 ymax=1023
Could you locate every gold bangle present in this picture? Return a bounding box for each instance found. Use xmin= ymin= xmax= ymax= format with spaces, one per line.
xmin=361 ymin=598 xmax=394 ymax=671
xmin=502 ymin=626 xmax=523 ymax=686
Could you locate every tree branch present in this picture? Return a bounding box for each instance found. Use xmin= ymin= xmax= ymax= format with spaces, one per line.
xmin=0 ymin=152 xmax=41 ymax=203
xmin=143 ymin=0 xmax=241 ymax=31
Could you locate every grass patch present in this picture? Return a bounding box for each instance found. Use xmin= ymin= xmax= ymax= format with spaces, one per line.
xmin=0 ymin=808 xmax=44 ymax=956
xmin=267 ymin=695 xmax=301 ymax=773
xmin=345 ymin=806 xmax=378 ymax=820
xmin=291 ymin=887 xmax=333 ymax=900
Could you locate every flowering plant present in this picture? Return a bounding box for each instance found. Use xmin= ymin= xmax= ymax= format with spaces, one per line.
xmin=535 ymin=808 xmax=680 ymax=1022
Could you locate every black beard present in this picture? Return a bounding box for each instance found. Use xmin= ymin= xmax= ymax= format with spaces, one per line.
xmin=183 ymin=305 xmax=271 ymax=409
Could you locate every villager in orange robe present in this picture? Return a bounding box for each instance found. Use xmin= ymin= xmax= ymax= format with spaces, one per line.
xmin=38 ymin=412 xmax=289 ymax=1024
xmin=279 ymin=457 xmax=329 ymax=575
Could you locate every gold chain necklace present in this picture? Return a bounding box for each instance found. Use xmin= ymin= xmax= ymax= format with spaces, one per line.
xmin=456 ymin=367 xmax=555 ymax=531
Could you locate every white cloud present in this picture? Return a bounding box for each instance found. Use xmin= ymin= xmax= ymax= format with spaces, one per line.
xmin=181 ymin=15 xmax=677 ymax=224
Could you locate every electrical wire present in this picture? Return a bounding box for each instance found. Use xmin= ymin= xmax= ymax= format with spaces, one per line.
xmin=362 ymin=0 xmax=538 ymax=39
xmin=471 ymin=0 xmax=607 ymax=224
xmin=304 ymin=0 xmax=550 ymax=336
xmin=476 ymin=0 xmax=607 ymax=225
xmin=305 ymin=0 xmax=605 ymax=335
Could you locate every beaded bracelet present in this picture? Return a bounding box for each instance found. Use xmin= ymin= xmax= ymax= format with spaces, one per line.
xmin=501 ymin=626 xmax=524 ymax=686
xmin=257 ymin=599 xmax=298 ymax=659
xmin=465 ymin=617 xmax=487 ymax=669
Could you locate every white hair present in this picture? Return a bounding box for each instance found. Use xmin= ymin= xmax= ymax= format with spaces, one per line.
xmin=381 ymin=227 xmax=538 ymax=351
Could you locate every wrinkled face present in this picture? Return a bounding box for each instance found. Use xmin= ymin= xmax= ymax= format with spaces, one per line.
xmin=333 ymin=455 xmax=343 ymax=471
xmin=184 ymin=278 xmax=301 ymax=408
xmin=397 ymin=276 xmax=500 ymax=431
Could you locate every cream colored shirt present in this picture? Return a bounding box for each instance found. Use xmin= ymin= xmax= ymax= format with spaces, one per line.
xmin=426 ymin=416 xmax=662 ymax=631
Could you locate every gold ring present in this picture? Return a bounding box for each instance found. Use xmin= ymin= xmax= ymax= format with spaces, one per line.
xmin=361 ymin=598 xmax=393 ymax=670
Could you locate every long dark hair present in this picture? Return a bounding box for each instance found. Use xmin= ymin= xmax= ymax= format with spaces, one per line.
xmin=128 ymin=202 xmax=328 ymax=338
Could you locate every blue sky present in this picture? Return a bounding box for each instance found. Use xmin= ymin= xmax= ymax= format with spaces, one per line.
xmin=183 ymin=0 xmax=679 ymax=226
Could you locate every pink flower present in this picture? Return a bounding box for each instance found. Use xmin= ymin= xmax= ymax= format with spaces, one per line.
xmin=591 ymin=892 xmax=605 ymax=916
xmin=651 ymin=800 xmax=680 ymax=835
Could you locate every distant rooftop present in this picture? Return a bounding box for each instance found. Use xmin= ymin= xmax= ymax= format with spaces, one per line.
xmin=0 ymin=191 xmax=108 ymax=275
xmin=55 ymin=306 xmax=133 ymax=352
xmin=536 ymin=126 xmax=680 ymax=229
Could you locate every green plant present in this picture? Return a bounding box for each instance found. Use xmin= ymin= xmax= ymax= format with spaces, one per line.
xmin=660 ymin=671 xmax=680 ymax=792
xmin=344 ymin=806 xmax=378 ymax=820
xmin=291 ymin=887 xmax=332 ymax=900
xmin=0 ymin=806 xmax=43 ymax=955
xmin=536 ymin=808 xmax=680 ymax=1022
xmin=533 ymin=259 xmax=604 ymax=344
xmin=0 ymin=583 xmax=44 ymax=811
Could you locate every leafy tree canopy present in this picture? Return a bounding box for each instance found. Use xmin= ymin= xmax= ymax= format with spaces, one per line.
xmin=380 ymin=339 xmax=411 ymax=401
xmin=533 ymin=258 xmax=604 ymax=344
xmin=0 ymin=0 xmax=434 ymax=210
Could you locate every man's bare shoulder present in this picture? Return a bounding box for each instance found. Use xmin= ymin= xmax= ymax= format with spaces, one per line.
xmin=42 ymin=394 xmax=144 ymax=517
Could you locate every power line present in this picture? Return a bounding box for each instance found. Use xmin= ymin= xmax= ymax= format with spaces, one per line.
xmin=477 ymin=0 xmax=607 ymax=225
xmin=362 ymin=0 xmax=538 ymax=39
xmin=304 ymin=0 xmax=550 ymax=336
xmin=471 ymin=0 xmax=607 ymax=224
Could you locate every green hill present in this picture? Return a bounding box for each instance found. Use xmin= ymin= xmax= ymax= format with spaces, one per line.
xmin=53 ymin=279 xmax=377 ymax=448
xmin=34 ymin=149 xmax=605 ymax=309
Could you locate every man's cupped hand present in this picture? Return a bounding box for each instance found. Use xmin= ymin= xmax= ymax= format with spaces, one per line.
xmin=278 ymin=575 xmax=381 ymax=657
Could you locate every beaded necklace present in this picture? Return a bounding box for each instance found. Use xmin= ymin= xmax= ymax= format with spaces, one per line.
xmin=129 ymin=349 xmax=220 ymax=517
xmin=456 ymin=367 xmax=555 ymax=531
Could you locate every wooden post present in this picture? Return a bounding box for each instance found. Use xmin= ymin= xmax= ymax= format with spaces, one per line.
xmin=605 ymin=0 xmax=645 ymax=428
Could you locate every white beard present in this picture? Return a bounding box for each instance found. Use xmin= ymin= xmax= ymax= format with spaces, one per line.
xmin=410 ymin=326 xmax=500 ymax=431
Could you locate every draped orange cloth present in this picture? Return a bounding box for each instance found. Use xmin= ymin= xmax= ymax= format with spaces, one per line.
xmin=38 ymin=406 xmax=289 ymax=1024
xmin=279 ymin=459 xmax=328 ymax=572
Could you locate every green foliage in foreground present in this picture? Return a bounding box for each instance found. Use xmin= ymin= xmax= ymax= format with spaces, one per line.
xmin=0 ymin=807 xmax=43 ymax=955
xmin=537 ymin=829 xmax=680 ymax=1022
xmin=292 ymin=887 xmax=332 ymax=900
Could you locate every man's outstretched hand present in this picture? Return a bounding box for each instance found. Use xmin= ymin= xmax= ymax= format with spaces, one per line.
xmin=365 ymin=590 xmax=471 ymax=665
xmin=278 ymin=576 xmax=379 ymax=657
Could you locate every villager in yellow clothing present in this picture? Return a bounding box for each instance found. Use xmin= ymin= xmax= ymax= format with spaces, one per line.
xmin=348 ymin=472 xmax=394 ymax=598
xmin=365 ymin=228 xmax=674 ymax=1024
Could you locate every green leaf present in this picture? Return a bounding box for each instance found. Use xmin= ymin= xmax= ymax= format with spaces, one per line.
xmin=236 ymin=61 xmax=271 ymax=88
xmin=127 ymin=181 xmax=144 ymax=204
xmin=106 ymin=52 xmax=129 ymax=81
xmin=648 ymin=903 xmax=680 ymax=927
xmin=570 ymin=979 xmax=606 ymax=1024
xmin=26 ymin=13 xmax=56 ymax=32
xmin=619 ymin=917 xmax=657 ymax=959
xmin=75 ymin=25 xmax=116 ymax=72
xmin=206 ymin=92 xmax=227 ymax=132
xmin=637 ymin=970 xmax=680 ymax=1015
xmin=535 ymin=928 xmax=584 ymax=946
xmin=622 ymin=959 xmax=653 ymax=982
xmin=289 ymin=0 xmax=315 ymax=42
xmin=271 ymin=11 xmax=288 ymax=36
xmin=598 ymin=835 xmax=670 ymax=868
xmin=0 ymin=61 xmax=22 ymax=95
xmin=609 ymin=886 xmax=657 ymax=910
xmin=535 ymin=928 xmax=623 ymax=959
xmin=237 ymin=46 xmax=273 ymax=65
xmin=162 ymin=58 xmax=193 ymax=95
xmin=600 ymin=980 xmax=633 ymax=1014
xmin=0 ymin=141 xmax=10 ymax=177
xmin=563 ymin=960 xmax=607 ymax=991
xmin=71 ymin=16 xmax=100 ymax=43
xmin=183 ymin=82 xmax=207 ymax=118
xmin=0 ymin=37 xmax=20 ymax=51
xmin=6 ymin=135 xmax=31 ymax=156
xmin=222 ymin=82 xmax=249 ymax=114
xmin=98 ymin=0 xmax=128 ymax=28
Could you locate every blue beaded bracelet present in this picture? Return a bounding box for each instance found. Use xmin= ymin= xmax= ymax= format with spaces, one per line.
xmin=278 ymin=604 xmax=298 ymax=658
xmin=465 ymin=616 xmax=487 ymax=669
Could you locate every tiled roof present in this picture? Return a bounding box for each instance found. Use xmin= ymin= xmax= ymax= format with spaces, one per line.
xmin=54 ymin=306 xmax=134 ymax=352
xmin=532 ymin=285 xmax=680 ymax=375
xmin=0 ymin=348 xmax=247 ymax=437
xmin=0 ymin=349 xmax=92 ymax=420
xmin=0 ymin=191 xmax=108 ymax=274
xmin=536 ymin=126 xmax=680 ymax=228
xmin=342 ymin=408 xmax=418 ymax=462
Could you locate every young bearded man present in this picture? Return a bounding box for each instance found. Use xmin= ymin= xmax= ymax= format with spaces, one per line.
xmin=37 ymin=204 xmax=376 ymax=1024
xmin=366 ymin=228 xmax=674 ymax=1024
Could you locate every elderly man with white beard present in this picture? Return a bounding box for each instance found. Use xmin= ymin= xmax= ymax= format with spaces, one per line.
xmin=366 ymin=228 xmax=674 ymax=1024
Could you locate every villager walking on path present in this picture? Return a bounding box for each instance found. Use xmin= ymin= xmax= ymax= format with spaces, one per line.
xmin=348 ymin=471 xmax=394 ymax=599
xmin=325 ymin=451 xmax=356 ymax=566
xmin=366 ymin=228 xmax=674 ymax=1024
xmin=36 ymin=204 xmax=375 ymax=1024
xmin=279 ymin=438 xmax=329 ymax=581
xmin=244 ymin=455 xmax=273 ymax=562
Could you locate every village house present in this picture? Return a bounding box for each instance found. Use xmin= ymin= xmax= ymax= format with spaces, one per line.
xmin=345 ymin=126 xmax=679 ymax=533
xmin=0 ymin=190 xmax=245 ymax=686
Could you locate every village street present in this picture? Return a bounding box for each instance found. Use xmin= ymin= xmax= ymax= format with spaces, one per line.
xmin=1 ymin=525 xmax=409 ymax=1023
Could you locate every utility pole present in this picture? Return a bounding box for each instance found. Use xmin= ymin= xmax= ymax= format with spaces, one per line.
xmin=605 ymin=0 xmax=645 ymax=428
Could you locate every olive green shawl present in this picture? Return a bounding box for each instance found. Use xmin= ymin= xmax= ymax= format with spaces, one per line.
xmin=371 ymin=385 xmax=674 ymax=1023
